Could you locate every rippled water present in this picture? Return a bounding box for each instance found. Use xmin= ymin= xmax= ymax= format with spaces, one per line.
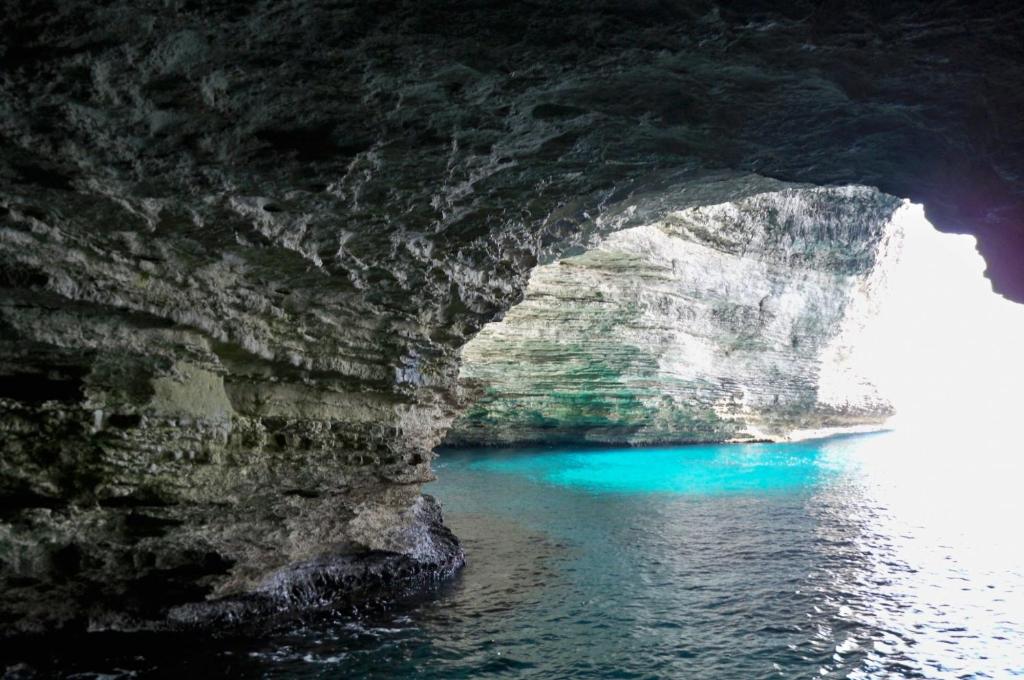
xmin=6 ymin=431 xmax=1024 ymax=678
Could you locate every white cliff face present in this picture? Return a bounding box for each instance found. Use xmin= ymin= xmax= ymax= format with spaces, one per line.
xmin=815 ymin=204 xmax=907 ymax=416
xmin=447 ymin=187 xmax=902 ymax=447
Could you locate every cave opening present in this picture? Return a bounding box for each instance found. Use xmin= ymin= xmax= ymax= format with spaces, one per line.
xmin=829 ymin=204 xmax=1024 ymax=439
xmin=417 ymin=186 xmax=1024 ymax=678
xmin=443 ymin=187 xmax=1024 ymax=451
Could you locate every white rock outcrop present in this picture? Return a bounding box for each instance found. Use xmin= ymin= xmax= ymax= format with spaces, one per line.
xmin=448 ymin=187 xmax=902 ymax=446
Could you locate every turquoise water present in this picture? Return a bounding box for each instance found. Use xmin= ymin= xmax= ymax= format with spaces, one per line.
xmin=466 ymin=440 xmax=840 ymax=494
xmin=7 ymin=432 xmax=1024 ymax=678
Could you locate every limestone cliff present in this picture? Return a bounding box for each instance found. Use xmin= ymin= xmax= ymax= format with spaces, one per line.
xmin=446 ymin=187 xmax=901 ymax=447
xmin=1 ymin=0 xmax=1022 ymax=632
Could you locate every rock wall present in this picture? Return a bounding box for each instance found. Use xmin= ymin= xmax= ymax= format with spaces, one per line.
xmin=0 ymin=263 xmax=468 ymax=630
xmin=446 ymin=187 xmax=901 ymax=447
xmin=1 ymin=0 xmax=1022 ymax=631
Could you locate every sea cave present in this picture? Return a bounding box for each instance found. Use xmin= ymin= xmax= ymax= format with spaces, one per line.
xmin=1 ymin=2 xmax=1023 ymax=677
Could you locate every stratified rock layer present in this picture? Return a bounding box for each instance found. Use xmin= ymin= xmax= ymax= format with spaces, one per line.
xmin=447 ymin=187 xmax=900 ymax=447
xmin=1 ymin=1 xmax=1022 ymax=631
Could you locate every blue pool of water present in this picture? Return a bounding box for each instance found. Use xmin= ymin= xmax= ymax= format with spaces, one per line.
xmin=8 ymin=431 xmax=1024 ymax=678
xmin=465 ymin=439 xmax=842 ymax=495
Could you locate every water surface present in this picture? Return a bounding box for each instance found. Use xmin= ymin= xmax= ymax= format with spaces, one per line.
xmin=6 ymin=431 xmax=1024 ymax=678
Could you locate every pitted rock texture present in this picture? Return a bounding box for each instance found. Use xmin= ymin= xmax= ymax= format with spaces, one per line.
xmin=0 ymin=0 xmax=1022 ymax=630
xmin=446 ymin=187 xmax=900 ymax=447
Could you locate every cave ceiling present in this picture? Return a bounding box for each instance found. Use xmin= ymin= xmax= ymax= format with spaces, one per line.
xmin=2 ymin=0 xmax=1023 ymax=306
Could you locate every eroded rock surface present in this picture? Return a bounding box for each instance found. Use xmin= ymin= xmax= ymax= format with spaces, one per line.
xmin=447 ymin=187 xmax=901 ymax=447
xmin=1 ymin=1 xmax=1022 ymax=630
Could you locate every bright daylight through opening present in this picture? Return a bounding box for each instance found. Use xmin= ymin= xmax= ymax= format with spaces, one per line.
xmin=837 ymin=202 xmax=1024 ymax=440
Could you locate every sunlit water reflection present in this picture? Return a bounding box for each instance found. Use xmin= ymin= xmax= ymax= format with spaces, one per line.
xmin=6 ymin=432 xmax=1023 ymax=678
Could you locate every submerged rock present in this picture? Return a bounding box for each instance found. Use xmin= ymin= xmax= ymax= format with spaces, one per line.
xmin=447 ymin=187 xmax=902 ymax=447
xmin=164 ymin=494 xmax=463 ymax=629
